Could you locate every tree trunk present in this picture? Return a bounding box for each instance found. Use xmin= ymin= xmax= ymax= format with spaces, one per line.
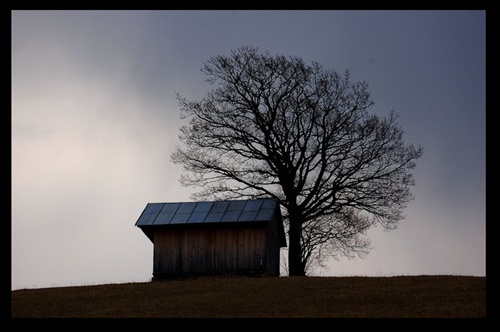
xmin=288 ymin=211 xmax=306 ymax=276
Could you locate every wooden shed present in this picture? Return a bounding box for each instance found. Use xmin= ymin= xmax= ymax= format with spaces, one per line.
xmin=135 ymin=198 xmax=287 ymax=279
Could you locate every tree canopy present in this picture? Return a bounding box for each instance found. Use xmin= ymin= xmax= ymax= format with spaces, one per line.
xmin=171 ymin=46 xmax=423 ymax=276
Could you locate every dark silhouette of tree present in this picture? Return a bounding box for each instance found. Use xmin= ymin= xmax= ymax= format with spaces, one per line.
xmin=171 ymin=46 xmax=423 ymax=276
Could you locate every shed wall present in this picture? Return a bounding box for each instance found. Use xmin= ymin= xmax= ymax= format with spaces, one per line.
xmin=153 ymin=223 xmax=275 ymax=277
xmin=265 ymin=217 xmax=282 ymax=276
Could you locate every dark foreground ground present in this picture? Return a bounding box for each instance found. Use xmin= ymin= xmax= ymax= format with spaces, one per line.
xmin=11 ymin=275 xmax=486 ymax=318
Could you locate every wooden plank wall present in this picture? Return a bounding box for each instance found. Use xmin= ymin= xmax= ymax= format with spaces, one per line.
xmin=265 ymin=218 xmax=282 ymax=276
xmin=153 ymin=224 xmax=270 ymax=276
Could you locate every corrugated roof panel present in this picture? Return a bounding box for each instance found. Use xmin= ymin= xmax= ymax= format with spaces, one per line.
xmin=228 ymin=200 xmax=246 ymax=211
xmin=188 ymin=211 xmax=209 ymax=223
xmin=143 ymin=203 xmax=165 ymax=215
xmin=194 ymin=201 xmax=213 ymax=212
xmin=243 ymin=199 xmax=263 ymax=211
xmin=170 ymin=213 xmax=190 ymax=224
xmin=154 ymin=212 xmax=175 ymax=225
xmin=204 ymin=212 xmax=225 ymax=223
xmin=160 ymin=203 xmax=181 ymax=213
xmin=255 ymin=208 xmax=275 ymax=221
xmin=238 ymin=210 xmax=258 ymax=222
xmin=221 ymin=210 xmax=242 ymax=222
xmin=136 ymin=214 xmax=157 ymax=226
xmin=177 ymin=202 xmax=197 ymax=214
xmin=210 ymin=201 xmax=230 ymax=213
xmin=261 ymin=199 xmax=277 ymax=209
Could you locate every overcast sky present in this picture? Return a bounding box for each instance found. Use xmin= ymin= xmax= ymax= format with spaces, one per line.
xmin=11 ymin=10 xmax=486 ymax=290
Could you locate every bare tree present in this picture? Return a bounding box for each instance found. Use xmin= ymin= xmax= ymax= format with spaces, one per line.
xmin=171 ymin=46 xmax=423 ymax=276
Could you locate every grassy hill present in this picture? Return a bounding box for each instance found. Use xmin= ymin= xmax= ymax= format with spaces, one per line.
xmin=11 ymin=275 xmax=486 ymax=318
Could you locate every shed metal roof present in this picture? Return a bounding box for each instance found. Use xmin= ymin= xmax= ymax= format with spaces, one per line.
xmin=135 ymin=198 xmax=287 ymax=247
xmin=135 ymin=198 xmax=280 ymax=226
